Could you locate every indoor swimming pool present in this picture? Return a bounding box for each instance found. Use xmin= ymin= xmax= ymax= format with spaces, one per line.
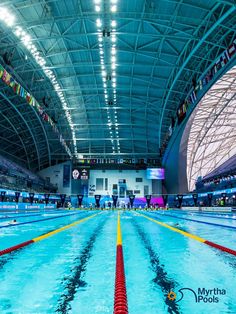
xmin=0 ymin=209 xmax=235 ymax=313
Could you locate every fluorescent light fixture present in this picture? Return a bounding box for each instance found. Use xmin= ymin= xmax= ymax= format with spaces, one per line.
xmin=102 ymin=70 xmax=106 ymax=77
xmin=111 ymin=5 xmax=117 ymax=12
xmin=95 ymin=5 xmax=101 ymax=12
xmin=111 ymin=20 xmax=117 ymax=27
xmin=96 ymin=18 xmax=102 ymax=27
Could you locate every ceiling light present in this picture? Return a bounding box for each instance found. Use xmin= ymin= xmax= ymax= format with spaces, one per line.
xmin=96 ymin=18 xmax=102 ymax=27
xmin=111 ymin=36 xmax=116 ymax=43
xmin=102 ymin=70 xmax=106 ymax=77
xmin=95 ymin=5 xmax=101 ymax=12
xmin=111 ymin=5 xmax=117 ymax=12
xmin=111 ymin=20 xmax=117 ymax=27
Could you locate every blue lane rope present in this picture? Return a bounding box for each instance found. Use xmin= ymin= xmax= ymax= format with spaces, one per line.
xmin=0 ymin=211 xmax=86 ymax=229
xmin=151 ymin=212 xmax=236 ymax=230
xmin=170 ymin=211 xmax=236 ymax=221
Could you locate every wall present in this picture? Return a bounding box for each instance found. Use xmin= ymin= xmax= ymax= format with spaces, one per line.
xmin=38 ymin=161 xmax=71 ymax=194
xmin=88 ymin=169 xmax=162 ymax=197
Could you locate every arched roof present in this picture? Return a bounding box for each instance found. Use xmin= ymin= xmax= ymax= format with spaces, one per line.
xmin=187 ymin=64 xmax=236 ymax=191
xmin=0 ymin=0 xmax=235 ymax=170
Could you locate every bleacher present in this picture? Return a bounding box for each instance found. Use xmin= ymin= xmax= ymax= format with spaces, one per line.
xmin=0 ymin=154 xmax=57 ymax=193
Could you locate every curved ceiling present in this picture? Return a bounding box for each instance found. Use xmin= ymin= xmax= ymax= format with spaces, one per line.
xmin=0 ymin=0 xmax=236 ymax=170
xmin=187 ymin=64 xmax=236 ymax=191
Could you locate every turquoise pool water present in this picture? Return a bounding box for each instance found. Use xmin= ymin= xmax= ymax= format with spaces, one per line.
xmin=0 ymin=210 xmax=235 ymax=313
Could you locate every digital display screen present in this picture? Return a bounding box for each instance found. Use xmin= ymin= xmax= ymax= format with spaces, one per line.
xmin=146 ymin=168 xmax=165 ymax=180
xmin=72 ymin=168 xmax=89 ymax=180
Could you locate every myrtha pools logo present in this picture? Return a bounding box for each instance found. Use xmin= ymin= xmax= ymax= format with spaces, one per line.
xmin=167 ymin=288 xmax=226 ymax=303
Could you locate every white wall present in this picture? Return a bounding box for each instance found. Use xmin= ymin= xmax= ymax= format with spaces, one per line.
xmin=38 ymin=161 xmax=71 ymax=194
xmin=88 ymin=169 xmax=153 ymax=197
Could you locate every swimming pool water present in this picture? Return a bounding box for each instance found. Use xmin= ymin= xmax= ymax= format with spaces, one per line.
xmin=0 ymin=209 xmax=235 ymax=313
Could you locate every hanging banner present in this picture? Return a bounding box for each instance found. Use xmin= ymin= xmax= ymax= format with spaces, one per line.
xmin=15 ymin=191 xmax=21 ymax=203
xmin=129 ymin=195 xmax=135 ymax=208
xmin=44 ymin=193 xmax=50 ymax=205
xmin=1 ymin=191 xmax=6 ymax=202
xmin=177 ymin=194 xmax=183 ymax=208
xmin=192 ymin=193 xmax=198 ymax=206
xmin=94 ymin=195 xmax=101 ymax=208
xmin=29 ymin=192 xmax=35 ymax=205
xmin=112 ymin=195 xmax=118 ymax=208
xmin=163 ymin=195 xmax=168 ymax=207
xmin=77 ymin=195 xmax=84 ymax=207
xmin=60 ymin=194 xmax=66 ymax=207
xmin=207 ymin=193 xmax=213 ymax=207
xmin=145 ymin=195 xmax=152 ymax=208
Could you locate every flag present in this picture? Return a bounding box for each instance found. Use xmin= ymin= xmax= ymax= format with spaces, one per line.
xmin=227 ymin=42 xmax=236 ymax=58
xmin=2 ymin=70 xmax=11 ymax=85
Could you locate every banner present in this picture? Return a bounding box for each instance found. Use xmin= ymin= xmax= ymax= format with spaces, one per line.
xmin=15 ymin=191 xmax=21 ymax=203
xmin=112 ymin=195 xmax=118 ymax=208
xmin=207 ymin=193 xmax=213 ymax=207
xmin=72 ymin=168 xmax=89 ymax=180
xmin=44 ymin=193 xmax=50 ymax=205
xmin=145 ymin=195 xmax=151 ymax=208
xmin=192 ymin=193 xmax=198 ymax=206
xmin=129 ymin=195 xmax=135 ymax=208
xmin=95 ymin=195 xmax=101 ymax=208
xmin=163 ymin=195 xmax=168 ymax=207
xmin=177 ymin=194 xmax=183 ymax=208
xmin=29 ymin=192 xmax=35 ymax=205
xmin=60 ymin=194 xmax=66 ymax=207
xmin=1 ymin=191 xmax=6 ymax=202
xmin=63 ymin=164 xmax=71 ymax=187
xmin=77 ymin=195 xmax=84 ymax=207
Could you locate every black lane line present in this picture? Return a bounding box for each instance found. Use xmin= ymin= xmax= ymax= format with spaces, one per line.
xmin=56 ymin=215 xmax=107 ymax=313
xmin=146 ymin=213 xmax=236 ymax=271
xmin=0 ymin=212 xmax=90 ymax=270
xmin=131 ymin=215 xmax=180 ymax=314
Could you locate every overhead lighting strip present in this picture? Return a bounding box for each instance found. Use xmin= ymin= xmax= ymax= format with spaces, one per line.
xmin=0 ymin=7 xmax=76 ymax=157
xmin=94 ymin=0 xmax=120 ymax=155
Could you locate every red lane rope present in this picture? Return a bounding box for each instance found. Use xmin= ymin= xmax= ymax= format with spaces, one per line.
xmin=205 ymin=240 xmax=236 ymax=256
xmin=114 ymin=245 xmax=128 ymax=314
xmin=0 ymin=240 xmax=34 ymax=256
